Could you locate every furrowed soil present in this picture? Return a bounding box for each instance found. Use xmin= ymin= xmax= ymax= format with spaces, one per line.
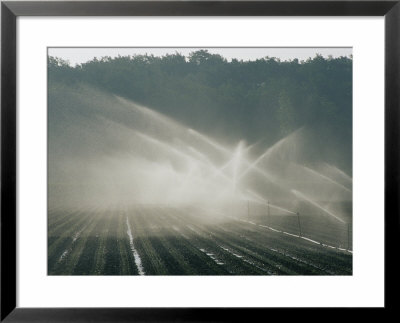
xmin=48 ymin=206 xmax=352 ymax=275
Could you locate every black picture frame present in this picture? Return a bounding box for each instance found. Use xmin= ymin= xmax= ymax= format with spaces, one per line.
xmin=1 ymin=1 xmax=399 ymax=321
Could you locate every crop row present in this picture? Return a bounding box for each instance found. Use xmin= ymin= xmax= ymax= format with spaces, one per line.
xmin=48 ymin=206 xmax=352 ymax=275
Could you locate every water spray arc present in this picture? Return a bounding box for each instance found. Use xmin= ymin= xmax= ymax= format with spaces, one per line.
xmin=301 ymin=165 xmax=352 ymax=193
xmin=291 ymin=189 xmax=346 ymax=224
xmin=51 ymin=87 xmax=352 ymax=252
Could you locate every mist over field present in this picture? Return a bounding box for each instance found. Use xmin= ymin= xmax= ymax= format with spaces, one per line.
xmin=48 ymin=49 xmax=353 ymax=275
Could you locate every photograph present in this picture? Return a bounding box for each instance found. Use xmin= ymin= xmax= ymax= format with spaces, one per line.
xmin=47 ymin=47 xmax=353 ymax=276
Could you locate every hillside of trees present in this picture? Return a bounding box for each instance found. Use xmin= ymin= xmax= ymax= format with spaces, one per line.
xmin=48 ymin=50 xmax=352 ymax=173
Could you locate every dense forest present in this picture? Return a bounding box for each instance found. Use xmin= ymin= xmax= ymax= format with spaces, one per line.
xmin=48 ymin=50 xmax=352 ymax=173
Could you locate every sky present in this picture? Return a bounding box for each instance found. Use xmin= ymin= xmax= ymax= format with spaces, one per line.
xmin=48 ymin=47 xmax=352 ymax=66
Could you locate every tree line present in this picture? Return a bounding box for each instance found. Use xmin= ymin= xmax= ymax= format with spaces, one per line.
xmin=48 ymin=50 xmax=352 ymax=172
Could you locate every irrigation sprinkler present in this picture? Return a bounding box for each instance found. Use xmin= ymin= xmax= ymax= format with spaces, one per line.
xmin=247 ymin=200 xmax=250 ymax=221
xmin=347 ymin=223 xmax=351 ymax=250
xmin=267 ymin=200 xmax=270 ymax=226
xmin=297 ymin=212 xmax=302 ymax=237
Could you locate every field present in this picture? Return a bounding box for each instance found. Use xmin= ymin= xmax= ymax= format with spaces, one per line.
xmin=48 ymin=206 xmax=352 ymax=275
